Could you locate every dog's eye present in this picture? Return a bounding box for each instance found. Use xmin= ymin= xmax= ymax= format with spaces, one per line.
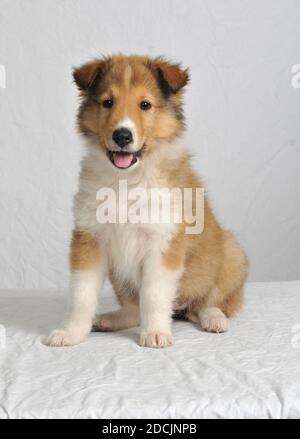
xmin=102 ymin=99 xmax=113 ymax=108
xmin=140 ymin=101 xmax=151 ymax=111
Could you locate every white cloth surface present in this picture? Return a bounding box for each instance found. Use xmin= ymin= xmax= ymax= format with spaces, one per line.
xmin=0 ymin=282 xmax=299 ymax=419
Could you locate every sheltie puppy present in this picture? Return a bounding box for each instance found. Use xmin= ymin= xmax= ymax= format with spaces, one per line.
xmin=47 ymin=54 xmax=248 ymax=348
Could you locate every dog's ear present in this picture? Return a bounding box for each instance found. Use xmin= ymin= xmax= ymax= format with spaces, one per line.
xmin=150 ymin=57 xmax=189 ymax=97
xmin=73 ymin=59 xmax=108 ymax=92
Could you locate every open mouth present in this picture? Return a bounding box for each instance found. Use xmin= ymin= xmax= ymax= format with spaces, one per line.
xmin=107 ymin=150 xmax=142 ymax=169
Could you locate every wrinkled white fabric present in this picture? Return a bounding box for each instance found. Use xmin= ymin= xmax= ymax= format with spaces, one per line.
xmin=0 ymin=282 xmax=299 ymax=419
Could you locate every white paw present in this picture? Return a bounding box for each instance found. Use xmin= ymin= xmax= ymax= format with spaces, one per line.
xmin=199 ymin=307 xmax=229 ymax=333
xmin=140 ymin=331 xmax=174 ymax=348
xmin=46 ymin=329 xmax=85 ymax=347
xmin=92 ymin=314 xmax=114 ymax=331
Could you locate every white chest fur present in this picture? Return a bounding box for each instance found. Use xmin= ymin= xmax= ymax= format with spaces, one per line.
xmin=73 ymin=146 xmax=180 ymax=287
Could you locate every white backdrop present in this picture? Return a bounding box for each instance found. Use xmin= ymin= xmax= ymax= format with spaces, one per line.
xmin=0 ymin=0 xmax=299 ymax=288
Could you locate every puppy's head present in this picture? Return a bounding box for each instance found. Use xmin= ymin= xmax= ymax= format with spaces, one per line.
xmin=73 ymin=54 xmax=189 ymax=170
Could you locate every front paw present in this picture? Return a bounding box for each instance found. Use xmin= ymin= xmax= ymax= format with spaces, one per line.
xmin=140 ymin=331 xmax=174 ymax=348
xmin=46 ymin=329 xmax=85 ymax=347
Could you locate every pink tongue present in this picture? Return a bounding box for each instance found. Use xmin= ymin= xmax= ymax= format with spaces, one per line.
xmin=113 ymin=152 xmax=134 ymax=168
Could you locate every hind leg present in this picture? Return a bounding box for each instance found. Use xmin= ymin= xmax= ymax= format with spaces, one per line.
xmin=187 ymin=286 xmax=244 ymax=333
xmin=187 ymin=304 xmax=229 ymax=333
xmin=200 ymin=285 xmax=244 ymax=332
xmin=93 ymin=301 xmax=140 ymax=331
xmin=221 ymin=286 xmax=244 ymax=317
xmin=198 ymin=307 xmax=229 ymax=333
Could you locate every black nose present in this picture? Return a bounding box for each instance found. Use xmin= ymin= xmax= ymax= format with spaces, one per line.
xmin=112 ymin=128 xmax=133 ymax=148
